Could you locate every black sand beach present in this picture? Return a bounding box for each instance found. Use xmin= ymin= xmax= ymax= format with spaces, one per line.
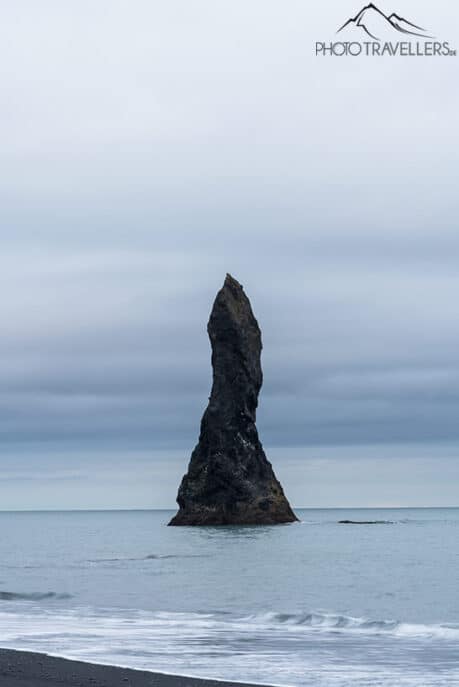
xmin=0 ymin=649 xmax=266 ymax=687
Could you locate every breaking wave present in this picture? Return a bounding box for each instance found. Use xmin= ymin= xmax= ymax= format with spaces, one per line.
xmin=144 ymin=554 xmax=208 ymax=560
xmin=87 ymin=553 xmax=209 ymax=563
xmin=242 ymin=610 xmax=459 ymax=639
xmin=0 ymin=591 xmax=72 ymax=601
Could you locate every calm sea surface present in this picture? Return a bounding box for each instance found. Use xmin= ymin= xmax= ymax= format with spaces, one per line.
xmin=0 ymin=508 xmax=458 ymax=686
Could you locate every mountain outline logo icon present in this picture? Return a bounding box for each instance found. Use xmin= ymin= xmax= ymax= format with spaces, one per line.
xmin=315 ymin=2 xmax=456 ymax=57
xmin=337 ymin=3 xmax=433 ymax=41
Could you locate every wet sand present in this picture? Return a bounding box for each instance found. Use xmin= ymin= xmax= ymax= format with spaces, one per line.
xmin=0 ymin=649 xmax=268 ymax=687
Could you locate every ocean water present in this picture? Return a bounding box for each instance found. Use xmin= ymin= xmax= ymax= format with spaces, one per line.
xmin=0 ymin=508 xmax=458 ymax=686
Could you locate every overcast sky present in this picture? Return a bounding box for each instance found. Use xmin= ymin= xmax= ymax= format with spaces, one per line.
xmin=1 ymin=0 xmax=459 ymax=509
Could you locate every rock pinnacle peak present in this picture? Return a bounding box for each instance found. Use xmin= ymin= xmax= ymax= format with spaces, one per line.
xmin=225 ymin=272 xmax=240 ymax=286
xmin=168 ymin=276 xmax=297 ymax=526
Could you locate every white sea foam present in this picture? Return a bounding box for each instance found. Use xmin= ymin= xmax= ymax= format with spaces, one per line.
xmin=242 ymin=610 xmax=459 ymax=639
xmin=0 ymin=606 xmax=458 ymax=686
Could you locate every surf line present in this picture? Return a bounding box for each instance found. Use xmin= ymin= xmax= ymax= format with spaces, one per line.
xmin=315 ymin=41 xmax=456 ymax=57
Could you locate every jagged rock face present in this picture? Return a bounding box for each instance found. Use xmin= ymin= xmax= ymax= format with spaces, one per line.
xmin=169 ymin=274 xmax=297 ymax=526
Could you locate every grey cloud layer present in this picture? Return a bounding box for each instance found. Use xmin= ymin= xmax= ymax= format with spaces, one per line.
xmin=2 ymin=243 xmax=459 ymax=448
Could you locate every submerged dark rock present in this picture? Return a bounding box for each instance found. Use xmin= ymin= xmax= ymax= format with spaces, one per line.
xmin=339 ymin=520 xmax=394 ymax=525
xmin=169 ymin=274 xmax=297 ymax=526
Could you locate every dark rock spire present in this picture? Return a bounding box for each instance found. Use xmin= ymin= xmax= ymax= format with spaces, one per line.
xmin=169 ymin=274 xmax=297 ymax=526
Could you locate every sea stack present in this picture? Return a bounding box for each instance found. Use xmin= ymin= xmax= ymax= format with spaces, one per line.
xmin=169 ymin=274 xmax=297 ymax=526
